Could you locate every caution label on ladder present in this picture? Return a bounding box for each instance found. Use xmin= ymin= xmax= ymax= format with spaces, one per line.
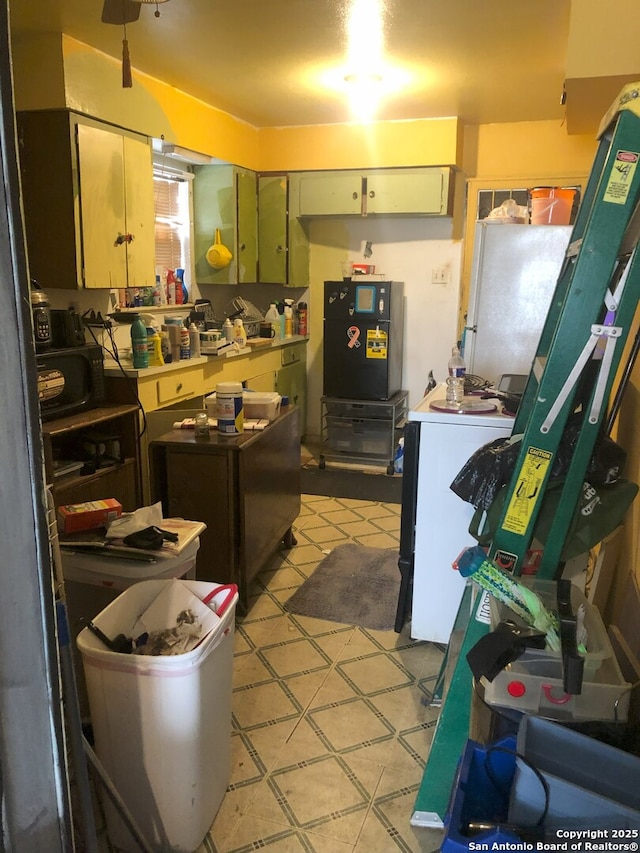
xmin=502 ymin=446 xmax=553 ymax=536
xmin=603 ymin=150 xmax=639 ymax=205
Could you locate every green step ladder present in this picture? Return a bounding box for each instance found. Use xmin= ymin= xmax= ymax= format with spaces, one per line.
xmin=412 ymin=87 xmax=640 ymax=830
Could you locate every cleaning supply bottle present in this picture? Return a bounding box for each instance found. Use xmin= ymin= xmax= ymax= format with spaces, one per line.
xmin=284 ymin=299 xmax=294 ymax=338
xmin=146 ymin=326 xmax=164 ymax=367
xmin=166 ymin=269 xmax=176 ymax=305
xmin=296 ymin=301 xmax=308 ymax=336
xmin=265 ymin=303 xmax=280 ymax=338
xmin=233 ymin=317 xmax=248 ymax=347
xmin=180 ymin=322 xmax=190 ymax=359
xmin=131 ymin=314 xmax=149 ymax=369
xmin=446 ymin=343 xmax=465 ymax=405
xmin=189 ymin=322 xmax=201 ymax=358
xmin=174 ymin=269 xmax=184 ymax=305
xmin=223 ymin=317 xmax=234 ymax=341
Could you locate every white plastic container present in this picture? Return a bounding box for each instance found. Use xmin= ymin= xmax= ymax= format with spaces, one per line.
xmin=242 ymin=391 xmax=282 ymax=421
xmin=206 ymin=390 xmax=282 ymax=422
xmin=61 ymin=536 xmax=200 ymax=591
xmin=77 ymin=579 xmax=238 ymax=853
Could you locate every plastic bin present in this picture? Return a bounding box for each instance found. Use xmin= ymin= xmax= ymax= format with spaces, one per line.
xmin=509 ymin=716 xmax=640 ymax=830
xmin=205 ymin=390 xmax=282 ymax=422
xmin=77 ymin=579 xmax=238 ymax=853
xmin=483 ymin=578 xmax=630 ymax=722
xmin=488 ymin=578 xmax=611 ymax=680
xmin=442 ymin=736 xmax=520 ymax=853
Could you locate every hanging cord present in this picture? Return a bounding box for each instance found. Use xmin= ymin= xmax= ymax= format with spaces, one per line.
xmin=468 ymin=743 xmax=550 ymax=841
xmin=122 ymin=22 xmax=132 ymax=88
xmin=84 ymin=322 xmax=148 ymax=442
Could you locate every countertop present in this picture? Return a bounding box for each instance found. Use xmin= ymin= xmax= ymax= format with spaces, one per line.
xmin=103 ymin=335 xmax=307 ymax=378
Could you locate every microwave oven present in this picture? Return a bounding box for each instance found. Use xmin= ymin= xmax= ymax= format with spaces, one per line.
xmin=36 ymin=344 xmax=106 ymax=421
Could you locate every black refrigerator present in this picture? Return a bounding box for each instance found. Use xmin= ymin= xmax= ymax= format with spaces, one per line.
xmin=323 ymin=279 xmax=404 ymax=400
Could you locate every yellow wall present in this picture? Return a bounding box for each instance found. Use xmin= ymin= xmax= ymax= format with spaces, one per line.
xmin=258 ymin=118 xmax=462 ymax=171
xmin=12 ymin=35 xmax=463 ymax=172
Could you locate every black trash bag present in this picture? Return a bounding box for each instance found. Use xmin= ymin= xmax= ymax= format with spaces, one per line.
xmin=450 ymin=435 xmax=525 ymax=512
xmin=450 ymin=411 xmax=623 ymax=513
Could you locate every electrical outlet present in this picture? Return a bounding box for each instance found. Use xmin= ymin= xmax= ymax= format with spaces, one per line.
xmin=431 ymin=266 xmax=450 ymax=285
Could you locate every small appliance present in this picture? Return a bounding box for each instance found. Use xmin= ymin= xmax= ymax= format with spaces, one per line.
xmin=50 ymin=308 xmax=86 ymax=348
xmin=36 ymin=344 xmax=106 ymax=421
xmin=30 ymin=280 xmax=51 ymax=351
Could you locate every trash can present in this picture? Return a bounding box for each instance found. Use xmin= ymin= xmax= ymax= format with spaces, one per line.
xmin=77 ymin=579 xmax=238 ymax=853
xmin=63 ymin=533 xmax=202 ymax=719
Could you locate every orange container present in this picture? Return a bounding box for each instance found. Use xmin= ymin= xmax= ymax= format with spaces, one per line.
xmin=530 ymin=187 xmax=575 ymax=225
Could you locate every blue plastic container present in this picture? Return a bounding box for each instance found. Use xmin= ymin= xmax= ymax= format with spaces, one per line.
xmin=442 ymin=737 xmax=520 ymax=853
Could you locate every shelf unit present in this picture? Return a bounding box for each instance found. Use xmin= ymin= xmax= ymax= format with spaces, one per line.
xmin=42 ymin=403 xmax=142 ymax=511
xmin=319 ymin=390 xmax=408 ymax=474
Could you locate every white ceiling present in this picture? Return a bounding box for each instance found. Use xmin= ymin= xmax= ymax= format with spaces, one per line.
xmin=8 ymin=0 xmax=584 ymax=130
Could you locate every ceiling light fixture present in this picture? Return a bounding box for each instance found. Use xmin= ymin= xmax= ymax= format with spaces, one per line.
xmin=343 ymin=0 xmax=387 ymax=121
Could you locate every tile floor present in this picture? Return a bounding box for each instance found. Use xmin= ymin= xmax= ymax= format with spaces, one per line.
xmin=196 ymin=493 xmax=446 ymax=853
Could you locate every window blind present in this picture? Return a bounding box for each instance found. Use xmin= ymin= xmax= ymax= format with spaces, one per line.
xmin=153 ymin=167 xmax=193 ymax=280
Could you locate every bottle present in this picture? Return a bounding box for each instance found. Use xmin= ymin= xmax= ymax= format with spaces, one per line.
xmin=131 ymin=314 xmax=149 ymax=369
xmin=223 ymin=317 xmax=234 ymax=341
xmin=284 ymin=304 xmax=293 ymax=338
xmin=233 ymin=317 xmax=248 ymax=347
xmin=166 ymin=270 xmax=176 ymax=305
xmin=180 ymin=322 xmax=190 ymax=359
xmin=153 ymin=275 xmax=162 ymax=306
xmin=446 ymin=344 xmax=466 ymax=405
xmin=146 ymin=327 xmax=164 ymax=367
xmin=174 ymin=269 xmax=184 ymax=305
xmin=176 ymin=268 xmax=188 ymax=304
xmin=160 ymin=329 xmax=172 ymax=364
xmin=264 ymin=303 xmax=280 ymax=338
xmin=297 ymin=301 xmax=308 ymax=336
xmin=189 ymin=322 xmax=201 ymax=358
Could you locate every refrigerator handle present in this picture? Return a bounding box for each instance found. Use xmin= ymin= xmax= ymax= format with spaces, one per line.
xmin=395 ymin=421 xmax=421 ymax=632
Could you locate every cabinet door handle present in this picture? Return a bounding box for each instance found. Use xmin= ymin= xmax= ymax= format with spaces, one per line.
xmin=114 ymin=232 xmax=134 ymax=246
xmin=352 ymin=192 xmax=359 ymax=200
xmin=276 ymin=245 xmax=283 ymax=253
xmin=369 ymin=190 xmax=376 ymax=198
xmin=240 ymin=242 xmax=246 ymax=251
xmin=176 ymin=382 xmax=183 ymax=393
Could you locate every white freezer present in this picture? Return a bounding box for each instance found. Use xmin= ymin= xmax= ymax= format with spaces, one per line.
xmin=408 ymin=385 xmax=514 ymax=643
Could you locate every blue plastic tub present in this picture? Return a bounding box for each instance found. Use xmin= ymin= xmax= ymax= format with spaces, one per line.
xmin=442 ymin=737 xmax=520 ymax=853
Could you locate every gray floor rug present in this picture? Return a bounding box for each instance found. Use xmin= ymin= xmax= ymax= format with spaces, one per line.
xmin=284 ymin=542 xmax=400 ymax=631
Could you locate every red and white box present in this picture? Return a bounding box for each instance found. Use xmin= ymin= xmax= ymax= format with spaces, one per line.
xmin=57 ymin=499 xmax=123 ymax=535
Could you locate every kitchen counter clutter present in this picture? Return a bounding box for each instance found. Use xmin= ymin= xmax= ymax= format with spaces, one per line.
xmin=102 ymin=335 xmax=307 ymax=378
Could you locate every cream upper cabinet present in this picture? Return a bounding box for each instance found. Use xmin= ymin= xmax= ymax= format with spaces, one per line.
xmin=294 ymin=167 xmax=453 ymax=217
xmin=17 ymin=111 xmax=155 ymax=290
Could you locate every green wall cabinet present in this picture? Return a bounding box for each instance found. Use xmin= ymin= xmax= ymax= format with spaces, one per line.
xmin=193 ymin=164 xmax=257 ymax=284
xmin=258 ymin=174 xmax=310 ymax=287
xmin=293 ymin=167 xmax=453 ymax=217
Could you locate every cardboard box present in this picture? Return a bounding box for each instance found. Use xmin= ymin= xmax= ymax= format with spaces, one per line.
xmin=58 ymin=499 xmax=123 ymax=535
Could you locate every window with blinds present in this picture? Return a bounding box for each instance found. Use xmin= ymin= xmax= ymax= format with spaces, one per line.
xmin=153 ymin=165 xmax=194 ymax=283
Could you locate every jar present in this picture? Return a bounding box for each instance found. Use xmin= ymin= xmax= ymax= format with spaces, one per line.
xmin=194 ymin=411 xmax=210 ymax=439
xmin=215 ymin=382 xmax=243 ymax=434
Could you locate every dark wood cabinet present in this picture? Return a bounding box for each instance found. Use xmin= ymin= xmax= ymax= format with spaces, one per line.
xmin=42 ymin=404 xmax=142 ymax=511
xmin=149 ymin=406 xmax=301 ymax=612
